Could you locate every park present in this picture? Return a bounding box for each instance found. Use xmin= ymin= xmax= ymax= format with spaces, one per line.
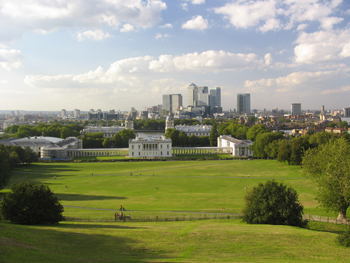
xmin=1 ymin=159 xmax=350 ymax=262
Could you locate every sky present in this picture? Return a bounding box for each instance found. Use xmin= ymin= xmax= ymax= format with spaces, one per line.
xmin=1 ymin=0 xmax=350 ymax=112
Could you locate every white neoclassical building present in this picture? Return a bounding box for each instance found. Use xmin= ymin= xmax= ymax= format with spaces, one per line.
xmin=129 ymin=135 xmax=172 ymax=158
xmin=80 ymin=126 xmax=125 ymax=138
xmin=165 ymin=115 xmax=212 ymax=137
xmin=217 ymin=135 xmax=253 ymax=157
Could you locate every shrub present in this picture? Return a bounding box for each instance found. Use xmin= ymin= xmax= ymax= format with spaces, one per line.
xmin=1 ymin=182 xmax=65 ymax=224
xmin=242 ymin=180 xmax=306 ymax=227
xmin=337 ymin=231 xmax=350 ymax=247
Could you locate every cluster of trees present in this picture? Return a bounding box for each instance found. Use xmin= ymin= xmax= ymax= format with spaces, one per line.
xmin=0 ymin=145 xmax=38 ymax=191
xmin=82 ymin=129 xmax=135 ymax=148
xmin=165 ymin=129 xmax=210 ymax=147
xmin=250 ymin=129 xmax=350 ymax=165
xmin=4 ymin=123 xmax=84 ymax=139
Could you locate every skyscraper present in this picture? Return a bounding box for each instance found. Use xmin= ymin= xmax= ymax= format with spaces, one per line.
xmin=291 ymin=103 xmax=301 ymax=116
xmin=210 ymin=87 xmax=221 ymax=107
xmin=74 ymin=109 xmax=80 ymax=118
xmin=163 ymin=94 xmax=183 ymax=114
xmin=197 ymin=86 xmax=209 ymax=107
xmin=61 ymin=109 xmax=67 ymax=119
xmin=187 ymin=83 xmax=198 ymax=107
xmin=237 ymin=93 xmax=250 ymax=114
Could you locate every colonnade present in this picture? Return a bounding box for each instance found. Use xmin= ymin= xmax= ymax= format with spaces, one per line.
xmin=67 ymin=148 xmax=129 ymax=157
xmin=172 ymin=147 xmax=233 ymax=155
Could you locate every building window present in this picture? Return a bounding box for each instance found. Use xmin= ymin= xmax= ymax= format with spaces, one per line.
xmin=161 ymin=152 xmax=162 ymax=156
xmin=167 ymin=151 xmax=169 ymax=155
xmin=167 ymin=144 xmax=169 ymax=149
xmin=139 ymin=152 xmax=140 ymax=156
xmin=161 ymin=145 xmax=162 ymax=149
xmin=138 ymin=145 xmax=140 ymax=149
xmin=132 ymin=145 xmax=134 ymax=149
xmin=132 ymin=152 xmax=134 ymax=156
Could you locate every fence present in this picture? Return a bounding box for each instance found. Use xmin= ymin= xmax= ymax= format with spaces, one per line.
xmin=303 ymin=214 xmax=349 ymax=225
xmin=65 ymin=213 xmax=241 ymax=223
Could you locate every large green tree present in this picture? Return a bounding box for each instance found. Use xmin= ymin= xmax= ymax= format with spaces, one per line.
xmin=242 ymin=180 xmax=305 ymax=227
xmin=302 ymin=138 xmax=350 ymax=220
xmin=1 ymin=182 xmax=65 ymax=224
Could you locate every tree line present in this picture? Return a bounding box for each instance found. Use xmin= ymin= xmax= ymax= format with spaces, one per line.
xmin=4 ymin=123 xmax=84 ymax=139
xmin=0 ymin=145 xmax=38 ymax=190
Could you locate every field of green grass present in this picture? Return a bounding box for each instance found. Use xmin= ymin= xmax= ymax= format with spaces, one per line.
xmin=1 ymin=160 xmax=327 ymax=216
xmin=1 ymin=159 xmax=349 ymax=262
xmin=1 ymin=220 xmax=350 ymax=263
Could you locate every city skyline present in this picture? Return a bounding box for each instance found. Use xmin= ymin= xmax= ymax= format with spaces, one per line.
xmin=1 ymin=1 xmax=350 ymax=111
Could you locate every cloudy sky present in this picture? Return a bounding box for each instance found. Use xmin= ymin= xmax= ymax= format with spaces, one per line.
xmin=1 ymin=0 xmax=350 ymax=112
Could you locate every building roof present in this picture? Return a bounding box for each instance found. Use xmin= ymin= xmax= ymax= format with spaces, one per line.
xmin=219 ymin=135 xmax=252 ymax=145
xmin=130 ymin=136 xmax=170 ymax=142
xmin=175 ymin=124 xmax=212 ymax=132
xmin=189 ymin=83 xmax=197 ymax=87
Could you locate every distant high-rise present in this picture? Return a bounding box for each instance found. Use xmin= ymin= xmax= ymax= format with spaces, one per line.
xmin=237 ymin=93 xmax=250 ymax=114
xmin=291 ymin=103 xmax=302 ymax=116
xmin=187 ymin=83 xmax=198 ymax=107
xmin=210 ymin=87 xmax=221 ymax=108
xmin=74 ymin=109 xmax=80 ymax=118
xmin=163 ymin=94 xmax=172 ymax=113
xmin=163 ymin=94 xmax=183 ymax=114
xmin=61 ymin=109 xmax=67 ymax=119
xmin=344 ymin=107 xmax=350 ymax=117
xmin=197 ymin=86 xmax=209 ymax=107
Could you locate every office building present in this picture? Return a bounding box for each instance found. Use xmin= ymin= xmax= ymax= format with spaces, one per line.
xmin=74 ymin=109 xmax=80 ymax=119
xmin=291 ymin=103 xmax=302 ymax=116
xmin=61 ymin=109 xmax=67 ymax=119
xmin=187 ymin=83 xmax=198 ymax=107
xmin=344 ymin=107 xmax=350 ymax=117
xmin=237 ymin=93 xmax=250 ymax=114
xmin=210 ymin=87 xmax=221 ymax=108
xmin=162 ymin=94 xmax=183 ymax=114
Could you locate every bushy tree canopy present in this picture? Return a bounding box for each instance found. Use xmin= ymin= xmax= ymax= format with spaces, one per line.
xmin=1 ymin=182 xmax=65 ymax=224
xmin=242 ymin=180 xmax=305 ymax=227
xmin=302 ymin=138 xmax=350 ymax=220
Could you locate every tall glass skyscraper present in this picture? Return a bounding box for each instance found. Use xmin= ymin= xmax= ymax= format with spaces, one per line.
xmin=237 ymin=93 xmax=250 ymax=114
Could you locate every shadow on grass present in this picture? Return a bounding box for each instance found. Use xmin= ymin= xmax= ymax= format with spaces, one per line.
xmin=1 ymin=222 xmax=168 ymax=263
xmin=55 ymin=193 xmax=127 ymax=201
xmin=308 ymin=221 xmax=349 ymax=234
xmin=58 ymin=223 xmax=146 ymax=230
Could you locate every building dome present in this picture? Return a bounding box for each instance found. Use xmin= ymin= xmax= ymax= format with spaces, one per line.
xmin=126 ymin=115 xmax=133 ymax=121
xmin=166 ymin=115 xmax=173 ymax=121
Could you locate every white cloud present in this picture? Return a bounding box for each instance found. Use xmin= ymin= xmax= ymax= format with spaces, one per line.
xmin=0 ymin=79 xmax=8 ymax=84
xmin=259 ymin=18 xmax=281 ymax=33
xmin=24 ymin=50 xmax=266 ymax=89
xmin=182 ymin=15 xmax=208 ymax=30
xmin=0 ymin=49 xmax=23 ymax=70
xmin=120 ymin=24 xmax=136 ymax=32
xmin=264 ymin=53 xmax=273 ymax=66
xmin=76 ymin=30 xmax=111 ymax=41
xmin=214 ymin=0 xmax=344 ymax=32
xmin=296 ymin=23 xmax=308 ymax=31
xmin=319 ymin=16 xmax=343 ymax=30
xmin=192 ymin=0 xmax=205 ymax=4
xmin=294 ymin=28 xmax=350 ymax=64
xmin=181 ymin=3 xmax=188 ymax=11
xmin=244 ymin=70 xmax=345 ymax=93
xmin=159 ymin=23 xmax=172 ymax=28
xmin=214 ymin=0 xmax=277 ymax=30
xmin=155 ymin=33 xmax=169 ymax=40
xmin=321 ymin=85 xmax=350 ymax=94
xmin=0 ymin=0 xmax=167 ymax=44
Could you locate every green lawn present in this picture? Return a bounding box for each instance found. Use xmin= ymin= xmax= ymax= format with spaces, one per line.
xmin=1 ymin=160 xmax=349 ymax=262
xmin=1 ymin=220 xmax=350 ymax=263
xmin=1 ymin=160 xmax=332 ymax=216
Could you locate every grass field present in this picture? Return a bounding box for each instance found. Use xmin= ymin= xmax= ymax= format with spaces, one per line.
xmin=1 ymin=159 xmax=349 ymax=262
xmin=1 ymin=160 xmax=329 ymax=216
xmin=1 ymin=220 xmax=350 ymax=263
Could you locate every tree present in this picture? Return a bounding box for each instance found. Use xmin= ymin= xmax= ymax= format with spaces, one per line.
xmin=1 ymin=182 xmax=65 ymax=224
xmin=277 ymin=140 xmax=292 ymax=164
xmin=188 ymin=134 xmax=198 ymax=146
xmin=169 ymin=129 xmax=180 ymax=146
xmin=0 ymin=149 xmax=10 ymax=190
xmin=179 ymin=131 xmax=188 ymax=146
xmin=290 ymin=136 xmax=310 ymax=165
xmin=102 ymin=138 xmax=112 ymax=148
xmin=246 ymin=124 xmax=270 ymax=141
xmin=209 ymin=122 xmax=219 ymax=146
xmin=250 ymin=132 xmax=284 ymax=159
xmin=302 ymin=138 xmax=350 ymax=220
xmin=242 ymin=180 xmax=305 ymax=227
xmin=24 ymin=146 xmax=38 ymax=164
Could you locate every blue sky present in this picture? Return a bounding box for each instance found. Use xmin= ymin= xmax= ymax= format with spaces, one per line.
xmin=1 ymin=0 xmax=350 ymax=112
